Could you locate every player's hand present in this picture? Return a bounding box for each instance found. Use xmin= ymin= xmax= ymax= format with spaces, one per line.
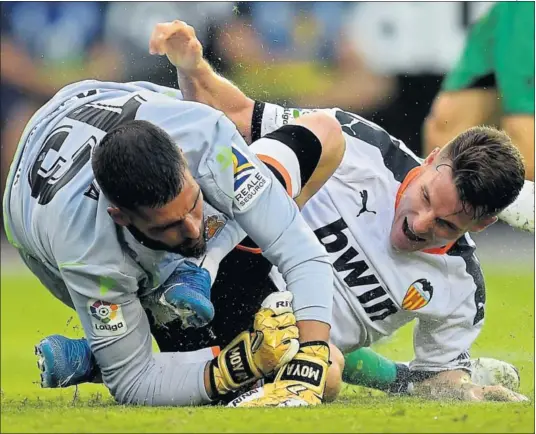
xmin=209 ymin=291 xmax=299 ymax=397
xmin=228 ymin=341 xmax=331 ymax=407
xmin=463 ymin=385 xmax=529 ymax=402
xmin=149 ymin=20 xmax=203 ymax=71
xmin=412 ymin=370 xmax=529 ymax=403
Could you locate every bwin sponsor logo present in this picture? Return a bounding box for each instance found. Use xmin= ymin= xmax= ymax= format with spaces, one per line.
xmin=314 ymin=217 xmax=398 ymax=322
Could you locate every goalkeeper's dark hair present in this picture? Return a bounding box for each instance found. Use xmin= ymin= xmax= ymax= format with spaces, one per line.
xmin=439 ymin=126 xmax=525 ymax=220
xmin=92 ymin=120 xmax=187 ymax=210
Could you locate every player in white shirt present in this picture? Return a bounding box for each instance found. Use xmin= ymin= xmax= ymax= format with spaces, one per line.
xmin=34 ymin=21 xmax=528 ymax=405
xmin=151 ymin=21 xmax=529 ymax=405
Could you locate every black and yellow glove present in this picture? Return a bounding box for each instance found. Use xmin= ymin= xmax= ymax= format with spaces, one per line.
xmin=227 ymin=341 xmax=331 ymax=407
xmin=209 ymin=291 xmax=299 ymax=397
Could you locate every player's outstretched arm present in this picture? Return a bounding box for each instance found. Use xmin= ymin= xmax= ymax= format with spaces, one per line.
xmin=501 ymin=115 xmax=535 ymax=181
xmin=149 ymin=20 xmax=255 ymax=143
xmin=411 ymin=284 xmax=529 ymax=403
xmin=149 ymin=20 xmax=346 ymax=210
xmin=411 ymin=370 xmax=528 ymax=402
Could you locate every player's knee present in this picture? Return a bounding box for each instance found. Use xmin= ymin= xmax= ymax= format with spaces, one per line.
xmin=424 ymin=89 xmax=500 ymax=156
xmin=324 ymin=343 xmax=345 ymax=403
xmin=501 ymin=115 xmax=535 ymax=180
xmin=424 ymin=92 xmax=478 ymax=146
xmin=423 ymin=95 xmax=457 ymax=154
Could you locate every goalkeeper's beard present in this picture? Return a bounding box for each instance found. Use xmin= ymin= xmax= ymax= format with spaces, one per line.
xmin=126 ymin=223 xmax=208 ymax=258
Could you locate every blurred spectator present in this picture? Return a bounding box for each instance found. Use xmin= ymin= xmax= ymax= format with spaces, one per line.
xmin=102 ymin=2 xmax=235 ymax=87
xmin=423 ymin=2 xmax=534 ymax=179
xmin=213 ymin=2 xmax=495 ymax=156
xmin=344 ymin=2 xmax=494 ymax=154
xmin=1 ymin=1 xmax=123 ymax=234
xmin=212 ymin=2 xmax=395 ymax=113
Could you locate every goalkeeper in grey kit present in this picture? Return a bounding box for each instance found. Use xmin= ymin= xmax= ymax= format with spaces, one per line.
xmin=3 ymin=54 xmax=347 ymax=405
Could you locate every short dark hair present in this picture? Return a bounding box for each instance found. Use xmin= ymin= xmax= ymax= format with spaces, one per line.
xmin=92 ymin=120 xmax=186 ymax=210
xmin=440 ymin=126 xmax=525 ymax=219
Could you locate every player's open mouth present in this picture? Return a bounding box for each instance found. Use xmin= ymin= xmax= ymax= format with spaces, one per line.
xmin=403 ymin=217 xmax=426 ymax=242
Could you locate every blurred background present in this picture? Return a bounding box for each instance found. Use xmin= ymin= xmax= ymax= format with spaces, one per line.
xmin=0 ymin=3 xmax=534 ymax=415
xmin=1 ymin=1 xmax=534 ymax=265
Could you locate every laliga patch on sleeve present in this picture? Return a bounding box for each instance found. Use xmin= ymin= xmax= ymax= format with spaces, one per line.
xmin=232 ymin=144 xmax=271 ymax=211
xmin=88 ymin=299 xmax=128 ymax=337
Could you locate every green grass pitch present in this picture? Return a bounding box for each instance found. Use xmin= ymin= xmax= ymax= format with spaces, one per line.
xmin=1 ymin=265 xmax=534 ymax=433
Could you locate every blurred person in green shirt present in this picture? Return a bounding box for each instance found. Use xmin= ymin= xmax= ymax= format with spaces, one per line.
xmin=424 ymin=2 xmax=535 ymax=179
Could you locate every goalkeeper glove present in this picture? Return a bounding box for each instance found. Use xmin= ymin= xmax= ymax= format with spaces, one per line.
xmin=227 ymin=341 xmax=331 ymax=407
xmin=209 ymin=291 xmax=299 ymax=397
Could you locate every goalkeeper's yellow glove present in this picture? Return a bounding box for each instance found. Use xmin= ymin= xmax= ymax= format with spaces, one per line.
xmin=227 ymin=341 xmax=331 ymax=407
xmin=209 ymin=291 xmax=299 ymax=397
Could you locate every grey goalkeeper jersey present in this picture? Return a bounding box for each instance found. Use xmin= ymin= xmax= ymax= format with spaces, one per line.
xmin=3 ymin=80 xmax=333 ymax=405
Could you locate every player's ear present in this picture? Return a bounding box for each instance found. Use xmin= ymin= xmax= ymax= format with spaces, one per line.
xmin=471 ymin=215 xmax=498 ymax=233
xmin=107 ymin=207 xmax=130 ymax=227
xmin=423 ymin=147 xmax=441 ymax=166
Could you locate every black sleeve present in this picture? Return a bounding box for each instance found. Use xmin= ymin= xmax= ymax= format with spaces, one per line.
xmin=252 ymin=101 xmax=322 ymax=187
xmin=263 ymin=124 xmax=322 ymax=189
xmin=251 ymin=101 xmax=266 ymax=143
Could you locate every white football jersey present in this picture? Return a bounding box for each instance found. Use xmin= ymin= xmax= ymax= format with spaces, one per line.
xmin=258 ymin=102 xmax=485 ymax=372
